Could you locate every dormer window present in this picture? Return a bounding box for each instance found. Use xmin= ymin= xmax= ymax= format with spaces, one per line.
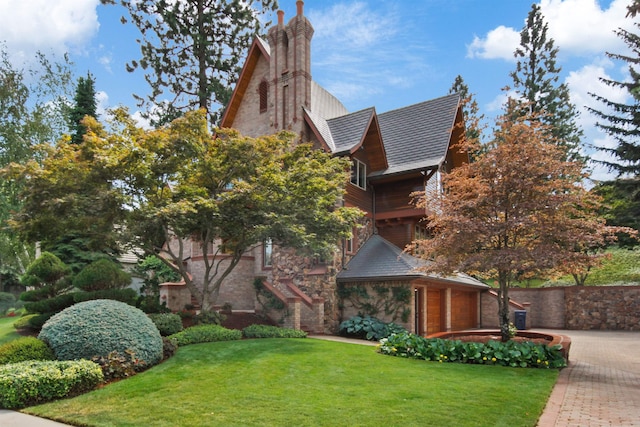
xmin=350 ymin=158 xmax=366 ymax=190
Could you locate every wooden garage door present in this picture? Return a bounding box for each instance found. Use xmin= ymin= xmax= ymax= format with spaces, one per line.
xmin=427 ymin=289 xmax=443 ymax=335
xmin=451 ymin=290 xmax=477 ymax=331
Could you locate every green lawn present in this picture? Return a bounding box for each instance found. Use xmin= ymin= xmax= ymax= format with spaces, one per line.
xmin=24 ymin=338 xmax=558 ymax=427
xmin=0 ymin=316 xmax=21 ymax=345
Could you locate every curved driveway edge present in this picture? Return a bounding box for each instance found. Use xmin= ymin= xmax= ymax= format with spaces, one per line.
xmin=536 ymin=329 xmax=640 ymax=426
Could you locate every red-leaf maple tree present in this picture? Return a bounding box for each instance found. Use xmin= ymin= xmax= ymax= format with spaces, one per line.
xmin=413 ymin=110 xmax=629 ymax=341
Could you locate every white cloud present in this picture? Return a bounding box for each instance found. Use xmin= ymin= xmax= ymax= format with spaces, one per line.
xmin=131 ymin=110 xmax=153 ymax=130
xmin=0 ymin=0 xmax=100 ymax=60
xmin=467 ymin=26 xmax=520 ymax=60
xmin=468 ymin=0 xmax=632 ymax=62
xmin=96 ymin=90 xmax=109 ymax=118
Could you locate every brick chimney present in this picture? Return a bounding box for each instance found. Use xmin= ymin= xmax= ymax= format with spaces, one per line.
xmin=266 ymin=1 xmax=313 ymax=135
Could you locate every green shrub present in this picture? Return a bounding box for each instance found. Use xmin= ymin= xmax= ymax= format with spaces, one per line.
xmin=12 ymin=314 xmax=38 ymax=330
xmin=378 ymin=332 xmax=567 ymax=369
xmin=242 ymin=324 xmax=308 ymax=339
xmin=148 ymin=313 xmax=183 ymax=336
xmin=24 ymin=293 xmax=76 ymax=314
xmin=26 ymin=313 xmax=54 ymax=331
xmin=21 ymin=252 xmax=70 ymax=287
xmin=169 ymin=324 xmax=242 ymax=346
xmin=0 ymin=292 xmax=16 ymax=314
xmin=0 ymin=337 xmax=55 ymax=365
xmin=193 ymin=310 xmax=225 ymax=325
xmin=0 ymin=359 xmax=103 ymax=409
xmin=38 ymin=299 xmax=163 ymax=367
xmin=72 ymin=259 xmax=131 ymax=291
xmin=339 ymin=315 xmax=406 ymax=341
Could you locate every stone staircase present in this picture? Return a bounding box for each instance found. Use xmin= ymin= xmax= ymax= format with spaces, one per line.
xmin=260 ymin=279 xmax=325 ymax=333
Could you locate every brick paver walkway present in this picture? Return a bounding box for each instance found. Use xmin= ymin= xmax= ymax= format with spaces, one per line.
xmin=537 ymin=330 xmax=640 ymax=426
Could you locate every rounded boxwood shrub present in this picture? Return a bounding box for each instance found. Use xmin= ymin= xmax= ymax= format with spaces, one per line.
xmin=148 ymin=313 xmax=183 ymax=336
xmin=38 ymin=299 xmax=163 ymax=367
xmin=0 ymin=337 xmax=55 ymax=365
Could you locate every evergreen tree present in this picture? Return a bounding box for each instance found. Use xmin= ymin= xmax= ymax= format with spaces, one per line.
xmin=449 ymin=75 xmax=484 ymax=157
xmin=588 ymin=3 xmax=640 ymax=177
xmin=510 ymin=4 xmax=584 ymax=163
xmin=67 ymin=73 xmax=97 ymax=145
xmin=101 ymin=0 xmax=277 ymax=126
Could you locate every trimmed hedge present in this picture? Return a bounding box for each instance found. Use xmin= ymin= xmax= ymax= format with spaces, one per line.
xmin=0 ymin=359 xmax=103 ymax=409
xmin=39 ymin=300 xmax=163 ymax=367
xmin=24 ymin=289 xmax=138 ymax=315
xmin=0 ymin=337 xmax=55 ymax=365
xmin=148 ymin=313 xmax=183 ymax=336
xmin=378 ymin=332 xmax=567 ymax=369
xmin=72 ymin=259 xmax=131 ymax=291
xmin=12 ymin=314 xmax=38 ymax=331
xmin=242 ymin=325 xmax=308 ymax=339
xmin=169 ymin=324 xmax=242 ymax=346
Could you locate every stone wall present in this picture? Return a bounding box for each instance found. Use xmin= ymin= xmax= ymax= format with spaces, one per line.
xmin=484 ymin=286 xmax=640 ymax=331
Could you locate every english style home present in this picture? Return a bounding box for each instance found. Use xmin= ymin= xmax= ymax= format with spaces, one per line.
xmin=160 ymin=1 xmax=489 ymax=334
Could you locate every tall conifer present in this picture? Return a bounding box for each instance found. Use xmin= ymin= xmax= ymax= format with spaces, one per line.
xmin=68 ymin=73 xmax=97 ymax=145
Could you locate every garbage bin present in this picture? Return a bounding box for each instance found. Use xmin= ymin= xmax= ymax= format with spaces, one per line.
xmin=514 ymin=310 xmax=527 ymax=330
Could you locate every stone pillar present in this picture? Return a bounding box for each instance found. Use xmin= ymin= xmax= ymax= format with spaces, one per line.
xmin=312 ymin=297 xmax=325 ymax=333
xmin=286 ymin=297 xmax=301 ymax=330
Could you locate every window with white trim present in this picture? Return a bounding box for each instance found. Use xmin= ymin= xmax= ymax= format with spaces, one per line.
xmin=350 ymin=158 xmax=366 ymax=190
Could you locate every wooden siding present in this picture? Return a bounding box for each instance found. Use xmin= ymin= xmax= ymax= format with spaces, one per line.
xmin=375 ymin=177 xmax=424 ymax=214
xmin=378 ymin=224 xmax=412 ymax=250
xmin=450 ymin=290 xmax=478 ymax=331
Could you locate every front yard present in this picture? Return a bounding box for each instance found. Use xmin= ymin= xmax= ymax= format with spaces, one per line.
xmin=24 ymin=338 xmax=557 ymax=426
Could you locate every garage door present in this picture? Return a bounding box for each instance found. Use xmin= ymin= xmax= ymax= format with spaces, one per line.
xmin=451 ymin=290 xmax=477 ymax=331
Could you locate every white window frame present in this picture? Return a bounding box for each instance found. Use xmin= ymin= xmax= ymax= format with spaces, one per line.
xmin=263 ymin=238 xmax=273 ymax=268
xmin=350 ymin=158 xmax=366 ymax=190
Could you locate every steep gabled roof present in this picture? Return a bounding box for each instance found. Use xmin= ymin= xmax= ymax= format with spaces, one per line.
xmin=337 ymin=235 xmax=488 ymax=289
xmin=370 ymin=93 xmax=461 ymax=178
xmin=327 ymin=107 xmax=376 ymax=155
xmin=220 ymin=37 xmax=270 ymax=128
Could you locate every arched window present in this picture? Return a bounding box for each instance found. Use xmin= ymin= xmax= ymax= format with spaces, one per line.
xmin=259 ymin=81 xmax=268 ymax=113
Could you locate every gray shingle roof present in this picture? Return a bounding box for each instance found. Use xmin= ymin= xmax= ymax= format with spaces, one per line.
xmin=327 ymin=107 xmax=375 ymax=154
xmin=337 ymin=235 xmax=488 ymax=289
xmin=375 ymin=93 xmax=460 ymax=176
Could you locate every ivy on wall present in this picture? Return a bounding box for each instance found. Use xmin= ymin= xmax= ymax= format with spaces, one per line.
xmin=338 ymin=283 xmax=411 ymax=323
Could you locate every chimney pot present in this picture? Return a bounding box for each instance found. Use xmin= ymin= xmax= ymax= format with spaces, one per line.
xmin=277 ymin=10 xmax=284 ymax=25
xmin=296 ymin=0 xmax=304 ymax=16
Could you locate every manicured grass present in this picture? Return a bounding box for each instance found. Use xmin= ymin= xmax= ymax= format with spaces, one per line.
xmin=25 ymin=338 xmax=557 ymax=426
xmin=0 ymin=316 xmax=21 ymax=345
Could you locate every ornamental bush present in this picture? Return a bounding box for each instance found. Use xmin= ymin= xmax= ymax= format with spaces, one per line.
xmin=0 ymin=337 xmax=55 ymax=365
xmin=72 ymin=259 xmax=131 ymax=291
xmin=0 ymin=359 xmax=103 ymax=409
xmin=168 ymin=324 xmax=242 ymax=346
xmin=378 ymin=331 xmax=566 ymax=369
xmin=148 ymin=313 xmax=183 ymax=336
xmin=39 ymin=299 xmax=163 ymax=367
xmin=242 ymin=324 xmax=308 ymax=339
xmin=339 ymin=315 xmax=406 ymax=341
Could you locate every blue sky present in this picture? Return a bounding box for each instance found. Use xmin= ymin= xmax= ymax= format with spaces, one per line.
xmin=0 ymin=0 xmax=636 ymax=181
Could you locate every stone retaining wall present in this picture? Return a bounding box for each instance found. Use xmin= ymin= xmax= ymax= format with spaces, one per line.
xmin=492 ymin=286 xmax=640 ymax=331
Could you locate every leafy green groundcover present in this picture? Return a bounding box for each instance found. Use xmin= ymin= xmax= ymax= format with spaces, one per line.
xmin=378 ymin=332 xmax=566 ymax=368
xmin=25 ymin=339 xmax=557 ymax=427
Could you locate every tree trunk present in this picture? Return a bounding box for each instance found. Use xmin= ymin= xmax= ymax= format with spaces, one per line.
xmin=497 ymin=271 xmax=511 ymax=342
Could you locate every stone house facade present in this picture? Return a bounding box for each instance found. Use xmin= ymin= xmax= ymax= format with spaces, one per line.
xmin=161 ymin=1 xmax=488 ymax=334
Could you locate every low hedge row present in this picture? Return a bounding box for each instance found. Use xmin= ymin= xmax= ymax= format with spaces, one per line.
xmin=0 ymin=360 xmax=104 ymax=409
xmin=0 ymin=337 xmax=55 ymax=365
xmin=169 ymin=324 xmax=242 ymax=346
xmin=148 ymin=313 xmax=183 ymax=336
xmin=24 ymin=289 xmax=138 ymax=315
xmin=242 ymin=324 xmax=307 ymax=339
xmin=378 ymin=332 xmax=566 ymax=369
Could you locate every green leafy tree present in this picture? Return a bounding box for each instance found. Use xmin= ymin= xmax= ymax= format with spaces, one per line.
xmin=67 ymin=73 xmax=98 ymax=145
xmin=510 ymin=4 xmax=584 ymax=163
xmin=592 ymin=179 xmax=640 ymax=247
xmin=413 ymin=108 xmax=624 ymax=341
xmin=2 ymin=116 xmax=126 ymax=262
xmin=0 ymin=45 xmax=74 ymax=282
xmin=86 ymin=109 xmax=362 ymax=311
xmin=588 ymin=2 xmax=640 ymax=177
xmin=101 ymin=0 xmax=277 ymax=125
